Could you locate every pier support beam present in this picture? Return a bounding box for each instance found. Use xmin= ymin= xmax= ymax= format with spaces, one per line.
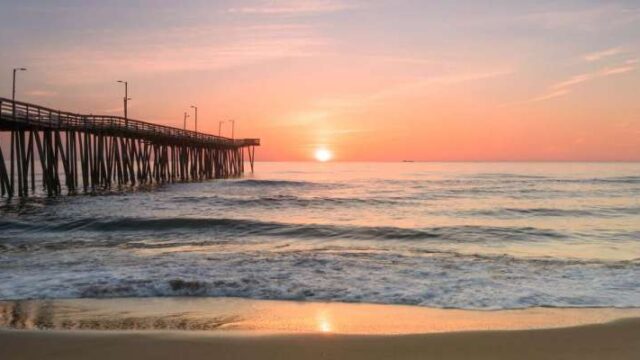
xmin=0 ymin=130 xmax=256 ymax=197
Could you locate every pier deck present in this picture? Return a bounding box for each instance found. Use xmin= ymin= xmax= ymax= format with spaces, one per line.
xmin=0 ymin=98 xmax=259 ymax=197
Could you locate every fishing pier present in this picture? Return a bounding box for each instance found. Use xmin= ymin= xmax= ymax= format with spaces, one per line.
xmin=0 ymin=98 xmax=259 ymax=197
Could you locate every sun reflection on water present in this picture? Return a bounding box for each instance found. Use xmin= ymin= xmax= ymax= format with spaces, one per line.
xmin=317 ymin=311 xmax=332 ymax=333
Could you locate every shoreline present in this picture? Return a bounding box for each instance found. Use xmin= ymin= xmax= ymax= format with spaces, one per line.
xmin=2 ymin=297 xmax=640 ymax=334
xmin=2 ymin=298 xmax=639 ymax=359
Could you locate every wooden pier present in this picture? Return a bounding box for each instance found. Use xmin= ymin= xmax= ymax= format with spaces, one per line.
xmin=0 ymin=97 xmax=259 ymax=197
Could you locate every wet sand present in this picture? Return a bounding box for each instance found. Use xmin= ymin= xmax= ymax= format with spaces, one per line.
xmin=1 ymin=298 xmax=639 ymax=359
xmin=1 ymin=320 xmax=639 ymax=360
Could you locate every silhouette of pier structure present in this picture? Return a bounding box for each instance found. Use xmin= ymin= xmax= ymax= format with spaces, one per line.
xmin=0 ymin=98 xmax=259 ymax=197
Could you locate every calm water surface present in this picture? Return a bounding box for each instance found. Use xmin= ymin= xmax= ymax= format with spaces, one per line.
xmin=1 ymin=162 xmax=639 ymax=309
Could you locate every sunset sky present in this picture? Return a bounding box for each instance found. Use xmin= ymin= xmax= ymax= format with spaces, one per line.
xmin=1 ymin=0 xmax=639 ymax=161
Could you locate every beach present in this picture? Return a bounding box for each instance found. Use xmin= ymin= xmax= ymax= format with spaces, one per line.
xmin=1 ymin=298 xmax=640 ymax=359
xmin=1 ymin=313 xmax=639 ymax=359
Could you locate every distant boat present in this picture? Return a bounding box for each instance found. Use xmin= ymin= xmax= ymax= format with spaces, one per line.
xmin=402 ymin=160 xmax=415 ymax=162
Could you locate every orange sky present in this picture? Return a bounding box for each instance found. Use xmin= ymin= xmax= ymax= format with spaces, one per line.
xmin=1 ymin=1 xmax=639 ymax=161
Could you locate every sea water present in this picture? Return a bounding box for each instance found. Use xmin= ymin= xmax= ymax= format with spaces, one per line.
xmin=1 ymin=162 xmax=639 ymax=309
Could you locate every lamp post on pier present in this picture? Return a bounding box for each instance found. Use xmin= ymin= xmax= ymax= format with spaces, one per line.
xmin=218 ymin=120 xmax=225 ymax=136
xmin=12 ymin=68 xmax=27 ymax=117
xmin=190 ymin=105 xmax=198 ymax=132
xmin=12 ymin=67 xmax=27 ymax=102
xmin=183 ymin=111 xmax=190 ymax=130
xmin=116 ymin=80 xmax=131 ymax=126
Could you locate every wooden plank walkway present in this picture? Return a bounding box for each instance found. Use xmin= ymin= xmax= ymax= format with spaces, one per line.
xmin=0 ymin=97 xmax=259 ymax=197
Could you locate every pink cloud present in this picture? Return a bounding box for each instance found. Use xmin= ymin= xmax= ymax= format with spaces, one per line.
xmin=227 ymin=0 xmax=360 ymax=15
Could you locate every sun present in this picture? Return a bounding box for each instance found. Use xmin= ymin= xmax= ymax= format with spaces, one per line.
xmin=314 ymin=148 xmax=333 ymax=162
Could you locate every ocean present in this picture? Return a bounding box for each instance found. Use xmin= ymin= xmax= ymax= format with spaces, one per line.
xmin=0 ymin=162 xmax=639 ymax=310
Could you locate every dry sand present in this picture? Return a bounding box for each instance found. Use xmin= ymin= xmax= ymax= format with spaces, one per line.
xmin=1 ymin=319 xmax=639 ymax=360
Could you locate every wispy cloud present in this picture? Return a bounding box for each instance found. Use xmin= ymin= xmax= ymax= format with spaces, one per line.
xmin=312 ymin=68 xmax=513 ymax=113
xmin=521 ymin=61 xmax=637 ymax=104
xmin=583 ymin=47 xmax=624 ymax=62
xmin=518 ymin=42 xmax=636 ymax=104
xmin=227 ymin=0 xmax=359 ymax=15
xmin=599 ymin=64 xmax=636 ymax=76
xmin=367 ymin=69 xmax=513 ymax=103
xmin=525 ymin=89 xmax=570 ymax=103
xmin=517 ymin=4 xmax=640 ymax=30
xmin=549 ymin=73 xmax=593 ymax=90
xmin=34 ymin=23 xmax=330 ymax=82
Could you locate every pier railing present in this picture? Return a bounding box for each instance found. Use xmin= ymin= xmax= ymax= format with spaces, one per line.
xmin=0 ymin=97 xmax=260 ymax=148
